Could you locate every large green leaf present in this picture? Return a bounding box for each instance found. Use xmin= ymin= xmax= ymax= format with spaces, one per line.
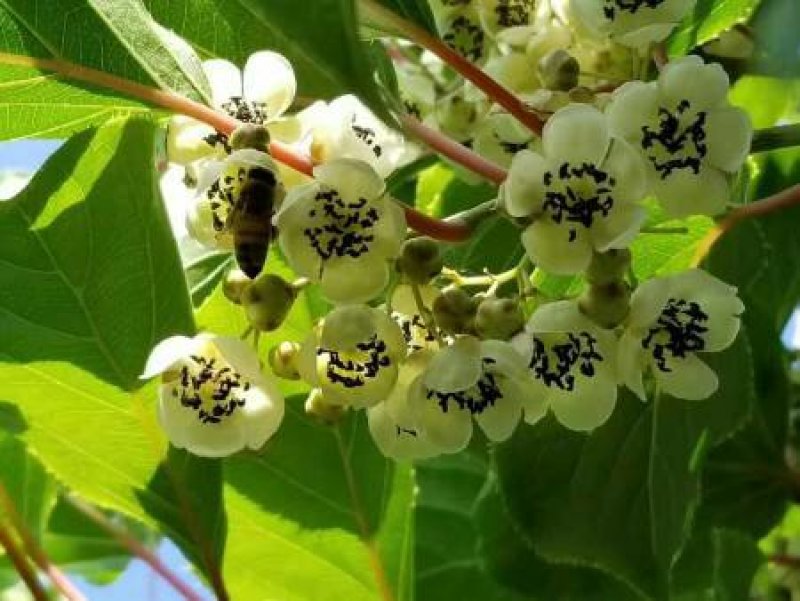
xmin=494 ymin=331 xmax=754 ymax=601
xmin=222 ymin=406 xmax=413 ymax=601
xmin=0 ymin=434 xmax=56 ymax=539
xmin=0 ymin=0 xmax=210 ymax=140
xmin=668 ymin=0 xmax=762 ymax=54
xmin=143 ymin=0 xmax=387 ymax=114
xmin=0 ymin=118 xmax=230 ymax=587
xmin=372 ymin=0 xmax=437 ymax=34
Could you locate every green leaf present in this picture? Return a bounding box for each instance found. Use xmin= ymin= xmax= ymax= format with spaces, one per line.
xmin=372 ymin=0 xmax=437 ymax=34
xmin=495 ymin=331 xmax=754 ymax=601
xmin=0 ymin=0 xmax=211 ymax=140
xmin=668 ymin=0 xmax=762 ymax=54
xmin=184 ymin=251 xmax=232 ymax=308
xmin=222 ymin=406 xmax=412 ymax=601
xmin=730 ymin=77 xmax=800 ymax=129
xmin=144 ymin=0 xmax=388 ymax=115
xmin=0 ymin=434 xmax=56 ymax=539
xmin=0 ymin=118 xmax=229 ymax=585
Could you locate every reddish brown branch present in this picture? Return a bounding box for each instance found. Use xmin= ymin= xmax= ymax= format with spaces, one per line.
xmin=0 ymin=523 xmax=49 ymax=601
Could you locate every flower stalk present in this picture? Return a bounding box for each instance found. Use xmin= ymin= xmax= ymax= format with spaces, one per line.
xmin=0 ymin=522 xmax=49 ymax=601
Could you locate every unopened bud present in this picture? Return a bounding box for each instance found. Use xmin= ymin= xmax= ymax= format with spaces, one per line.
xmin=223 ymin=269 xmax=251 ymax=305
xmin=585 ymin=249 xmax=632 ymax=286
xmin=538 ymin=49 xmax=580 ymax=92
xmin=397 ymin=237 xmax=443 ymax=284
xmin=475 ymin=297 xmax=525 ymax=340
xmin=433 ymin=288 xmax=477 ymax=335
xmin=579 ymin=281 xmax=631 ymax=329
xmin=304 ymin=389 xmax=345 ymax=425
xmin=268 ymin=341 xmax=301 ymax=380
xmin=240 ymin=273 xmax=296 ymax=331
xmin=230 ymin=123 xmax=271 ymax=152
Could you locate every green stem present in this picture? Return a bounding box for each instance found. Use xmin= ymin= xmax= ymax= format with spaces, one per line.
xmin=359 ymin=0 xmax=545 ymax=136
xmin=751 ymin=123 xmax=800 ymax=153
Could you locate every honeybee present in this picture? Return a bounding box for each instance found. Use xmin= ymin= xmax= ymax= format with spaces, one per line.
xmin=228 ymin=165 xmax=283 ymax=279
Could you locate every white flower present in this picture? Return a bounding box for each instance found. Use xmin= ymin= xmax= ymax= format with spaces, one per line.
xmin=477 ymin=0 xmax=538 ymax=36
xmin=389 ymin=284 xmax=441 ymax=352
xmin=436 ymin=5 xmax=489 ymax=64
xmin=310 ymin=95 xmax=412 ymax=178
xmin=141 ymin=334 xmax=284 ymax=457
xmin=367 ymin=350 xmax=442 ymax=460
xmin=296 ymin=305 xmax=407 ymax=408
xmin=407 ymin=336 xmax=534 ymax=452
xmin=186 ymin=149 xmax=280 ymax=250
xmin=618 ymin=269 xmax=744 ymax=400
xmin=607 ymin=56 xmax=752 ymax=217
xmin=167 ymin=51 xmax=297 ymax=166
xmin=500 ymin=104 xmax=647 ymax=274
xmin=473 ymin=110 xmax=537 ymax=168
xmin=570 ymin=0 xmax=695 ymax=48
xmin=274 ymin=159 xmax=406 ymax=304
xmin=512 ymin=301 xmax=619 ymax=430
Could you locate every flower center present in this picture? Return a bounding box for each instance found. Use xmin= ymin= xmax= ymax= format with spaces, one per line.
xmin=303 ymin=187 xmax=380 ymax=262
xmin=641 ymin=100 xmax=708 ymax=179
xmin=203 ymin=96 xmax=270 ymax=153
xmin=603 ymin=0 xmax=667 ymax=20
xmin=442 ymin=15 xmax=486 ymax=63
xmin=350 ymin=118 xmax=384 ymax=159
xmin=394 ymin=312 xmax=437 ymax=352
xmin=642 ymin=298 xmax=709 ymax=372
xmin=427 ymin=359 xmax=503 ymax=415
xmin=205 ymin=167 xmax=247 ymax=234
xmin=319 ymin=336 xmax=392 ymax=389
xmin=172 ymin=355 xmax=251 ymax=424
xmin=528 ymin=332 xmax=603 ymax=390
xmin=493 ymin=0 xmax=534 ymax=28
xmin=543 ymin=162 xmax=616 ymax=241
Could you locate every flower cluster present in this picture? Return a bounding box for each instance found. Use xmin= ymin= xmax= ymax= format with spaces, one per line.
xmin=146 ymin=2 xmax=752 ymax=461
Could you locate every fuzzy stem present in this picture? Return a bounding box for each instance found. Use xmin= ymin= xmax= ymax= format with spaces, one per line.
xmin=751 ymin=123 xmax=800 ymax=154
xmin=693 ymin=183 xmax=800 ymax=265
xmin=0 ymin=484 xmax=87 ymax=601
xmin=0 ymin=52 xmax=479 ymax=242
xmin=399 ymin=114 xmax=507 ymax=184
xmin=359 ymin=0 xmax=545 ymax=136
xmin=64 ymin=495 xmax=206 ymax=601
xmin=0 ymin=523 xmax=48 ymax=601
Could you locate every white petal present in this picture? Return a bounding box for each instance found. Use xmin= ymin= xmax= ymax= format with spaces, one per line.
xmin=604 ymin=139 xmax=647 ymax=203
xmin=203 ymin=59 xmax=242 ymax=109
xmin=424 ymin=337 xmax=483 ymax=392
xmin=473 ymin=383 xmax=522 ymax=442
xmin=296 ymin=334 xmax=320 ymax=387
xmin=549 ymin=373 xmax=618 ymax=431
xmin=370 ymin=199 xmax=406 ymax=260
xmin=590 ymin=203 xmax=646 ymax=252
xmin=266 ymin=116 xmax=303 ymax=144
xmin=658 ymin=57 xmax=730 ymax=111
xmin=320 ymin=254 xmax=390 ymax=304
xmin=240 ymin=374 xmax=285 ymax=450
xmin=480 ymin=339 xmax=528 ymax=379
xmin=166 ymin=117 xmax=218 ymax=165
xmin=652 ymin=166 xmax=729 ymax=218
xmin=513 ymin=376 xmax=550 ymax=425
xmin=367 ymin=402 xmax=439 ymax=460
xmin=409 ymin=377 xmax=473 ymax=453
xmin=627 ymin=277 xmax=672 ymax=330
xmin=543 ymin=104 xmax=610 ymax=164
xmin=705 ymin=107 xmax=753 ymax=173
xmin=526 ymin=300 xmax=590 ymax=333
xmin=141 ymin=335 xmax=199 ymax=379
xmin=615 ymin=22 xmax=677 ymax=47
xmin=654 ymin=354 xmax=719 ymax=400
xmin=607 ymin=82 xmax=660 ymax=141
xmin=321 ymin=305 xmax=379 ymax=351
xmin=521 ymin=220 xmax=593 ymax=275
xmin=702 ymin=297 xmax=744 ymax=352
xmin=243 ymin=51 xmax=297 ymax=120
xmin=313 ymin=159 xmax=386 ymax=203
xmin=502 ymin=150 xmax=547 ymax=218
xmin=211 ymin=336 xmax=263 ymax=379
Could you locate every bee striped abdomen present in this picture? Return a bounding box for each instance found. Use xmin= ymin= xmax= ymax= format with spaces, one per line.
xmin=234 ymin=167 xmax=278 ymax=279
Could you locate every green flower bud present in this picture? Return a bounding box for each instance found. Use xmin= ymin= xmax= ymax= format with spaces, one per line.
xmin=223 ymin=268 xmax=252 ymax=305
xmin=230 ymin=123 xmax=271 ymax=152
xmin=304 ymin=389 xmax=346 ymax=425
xmin=578 ymin=281 xmax=631 ymax=329
xmin=538 ymin=49 xmax=580 ymax=92
xmin=268 ymin=341 xmax=301 ymax=380
xmin=433 ymin=288 xmax=477 ymax=335
xmin=585 ymin=249 xmax=632 ymax=286
xmin=475 ymin=297 xmax=524 ymax=340
xmin=240 ymin=273 xmax=297 ymax=331
xmin=397 ymin=237 xmax=443 ymax=284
